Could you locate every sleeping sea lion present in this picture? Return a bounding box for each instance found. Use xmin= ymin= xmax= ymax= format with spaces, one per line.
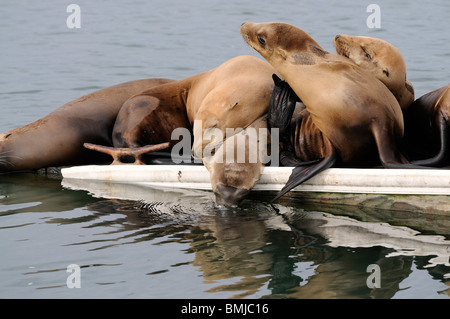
xmin=334 ymin=34 xmax=415 ymax=110
xmin=333 ymin=35 xmax=449 ymax=167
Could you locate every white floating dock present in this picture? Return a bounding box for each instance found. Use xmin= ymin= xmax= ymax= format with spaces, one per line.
xmin=61 ymin=165 xmax=450 ymax=196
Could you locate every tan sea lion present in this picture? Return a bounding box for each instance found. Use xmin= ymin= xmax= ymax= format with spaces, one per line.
xmin=273 ymin=34 xmax=416 ymax=168
xmin=205 ymin=115 xmax=271 ymax=206
xmin=0 ymin=78 xmax=174 ymax=173
xmin=87 ymin=55 xmax=277 ymax=206
xmin=241 ymin=22 xmax=421 ymax=200
xmin=334 ymin=34 xmax=415 ymax=110
xmin=332 ymin=35 xmax=450 ymax=166
xmin=272 ymin=35 xmax=415 ymax=166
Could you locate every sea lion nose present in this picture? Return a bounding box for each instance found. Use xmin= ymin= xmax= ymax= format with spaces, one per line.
xmin=334 ymin=34 xmax=341 ymax=41
xmin=214 ymin=183 xmax=250 ymax=207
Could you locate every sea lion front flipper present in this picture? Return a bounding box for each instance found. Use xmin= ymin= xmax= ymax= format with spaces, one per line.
xmin=268 ymin=74 xmax=301 ymax=134
xmin=83 ymin=142 xmax=170 ymax=165
xmin=271 ymin=145 xmax=337 ymax=202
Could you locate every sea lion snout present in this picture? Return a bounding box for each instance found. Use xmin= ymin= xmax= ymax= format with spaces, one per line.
xmin=214 ymin=183 xmax=250 ymax=207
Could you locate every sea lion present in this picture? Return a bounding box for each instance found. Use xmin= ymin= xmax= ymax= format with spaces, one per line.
xmin=0 ymin=78 xmax=174 ymax=173
xmin=272 ymin=35 xmax=415 ymax=165
xmin=334 ymin=34 xmax=415 ymax=110
xmin=205 ymin=115 xmax=271 ymax=206
xmin=332 ymin=35 xmax=450 ymax=166
xmin=241 ymin=22 xmax=420 ymax=200
xmin=402 ymin=84 xmax=450 ymax=166
xmin=274 ymin=35 xmax=416 ymax=166
xmin=87 ymin=55 xmax=277 ymax=206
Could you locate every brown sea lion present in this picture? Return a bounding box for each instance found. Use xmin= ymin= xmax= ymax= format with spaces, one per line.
xmin=334 ymin=34 xmax=415 ymax=110
xmin=403 ymin=84 xmax=450 ymax=166
xmin=241 ymin=22 xmax=422 ymax=200
xmin=0 ymin=78 xmax=174 ymax=173
xmin=87 ymin=55 xmax=277 ymax=206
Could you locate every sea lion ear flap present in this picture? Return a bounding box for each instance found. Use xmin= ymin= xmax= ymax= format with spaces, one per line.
xmin=275 ymin=48 xmax=288 ymax=61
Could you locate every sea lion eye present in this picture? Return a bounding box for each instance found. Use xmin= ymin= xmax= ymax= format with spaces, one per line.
xmin=257 ymin=34 xmax=266 ymax=46
xmin=383 ymin=70 xmax=390 ymax=77
xmin=361 ymin=47 xmax=371 ymax=59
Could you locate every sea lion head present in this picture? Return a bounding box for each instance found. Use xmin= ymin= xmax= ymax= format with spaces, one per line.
xmin=203 ymin=115 xmax=269 ymax=207
xmin=205 ymin=141 xmax=258 ymax=208
xmin=240 ymin=22 xmax=325 ymax=67
xmin=334 ymin=34 xmax=414 ymax=109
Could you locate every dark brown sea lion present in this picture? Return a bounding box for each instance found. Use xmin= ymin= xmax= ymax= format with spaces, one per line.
xmin=0 ymin=78 xmax=173 ymax=173
xmin=403 ymin=84 xmax=450 ymax=166
xmin=241 ymin=22 xmax=424 ymax=200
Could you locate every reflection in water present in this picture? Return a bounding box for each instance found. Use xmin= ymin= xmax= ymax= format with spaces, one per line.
xmin=1 ymin=0 xmax=449 ymax=299
xmin=1 ymin=173 xmax=449 ymax=298
xmin=276 ymin=206 xmax=450 ymax=298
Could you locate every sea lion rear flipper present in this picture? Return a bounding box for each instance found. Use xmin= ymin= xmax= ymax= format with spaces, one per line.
xmin=411 ymin=115 xmax=449 ymax=167
xmin=372 ymin=124 xmax=440 ymax=169
xmin=83 ymin=142 xmax=170 ymax=165
xmin=272 ymin=147 xmax=336 ymax=202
